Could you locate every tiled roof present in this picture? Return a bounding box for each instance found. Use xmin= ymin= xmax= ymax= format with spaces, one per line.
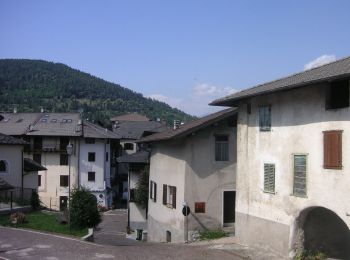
xmin=83 ymin=121 xmax=119 ymax=139
xmin=0 ymin=113 xmax=40 ymax=135
xmin=211 ymin=56 xmax=350 ymax=106
xmin=24 ymin=158 xmax=47 ymax=171
xmin=117 ymin=150 xmax=149 ymax=164
xmin=139 ymin=108 xmax=236 ymax=143
xmin=112 ymin=121 xmax=167 ymax=140
xmin=110 ymin=113 xmax=149 ymax=122
xmin=0 ymin=133 xmax=27 ymax=145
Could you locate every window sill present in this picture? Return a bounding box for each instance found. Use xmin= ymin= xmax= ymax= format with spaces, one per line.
xmin=324 ymin=166 xmax=343 ymax=170
xmin=165 ymin=204 xmax=174 ymax=209
xmin=291 ymin=194 xmax=308 ymax=198
xmin=263 ymin=190 xmax=276 ymax=195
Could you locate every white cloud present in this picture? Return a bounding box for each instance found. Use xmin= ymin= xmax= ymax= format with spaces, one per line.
xmin=304 ymin=54 xmax=337 ymax=71
xmin=193 ymin=83 xmax=236 ymax=97
xmin=148 ymin=83 xmax=235 ymax=117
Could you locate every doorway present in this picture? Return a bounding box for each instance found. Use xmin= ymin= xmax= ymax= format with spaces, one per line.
xmin=223 ymin=190 xmax=235 ymax=226
xmin=59 ymin=196 xmax=68 ymax=211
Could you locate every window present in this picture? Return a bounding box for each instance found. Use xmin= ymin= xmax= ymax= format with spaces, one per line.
xmin=324 ymin=130 xmax=342 ymax=169
xmin=263 ymin=163 xmax=275 ymax=193
xmin=88 ymin=152 xmax=95 ymax=162
xmin=124 ymin=143 xmax=134 ymax=151
xmin=293 ymin=155 xmax=307 ymax=197
xmin=85 ymin=138 xmax=95 ymax=144
xmin=60 ymin=175 xmax=69 ymax=187
xmin=326 ymin=80 xmax=349 ymax=109
xmin=215 ymin=135 xmax=229 ymax=161
xmin=150 ymin=181 xmax=157 ymax=202
xmin=33 ymin=137 xmax=42 ymax=150
xmin=0 ymin=160 xmax=8 ymax=173
xmin=195 ymin=202 xmax=206 ymax=213
xmin=259 ymin=106 xmax=271 ymax=131
xmin=33 ymin=154 xmax=41 ymax=164
xmin=38 ymin=175 xmax=42 ymax=186
xmin=163 ymin=185 xmax=176 ymax=208
xmin=88 ymin=171 xmax=95 ymax=182
xmin=106 ymin=152 xmax=108 ymax=162
xmin=60 ymin=137 xmax=70 ymax=151
xmin=60 ymin=154 xmax=68 ymax=165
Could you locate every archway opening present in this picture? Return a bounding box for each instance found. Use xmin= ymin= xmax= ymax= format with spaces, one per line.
xmin=301 ymin=207 xmax=350 ymax=259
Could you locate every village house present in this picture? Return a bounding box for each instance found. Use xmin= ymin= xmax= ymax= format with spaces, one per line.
xmin=139 ymin=108 xmax=237 ymax=243
xmin=211 ymin=56 xmax=350 ymax=259
xmin=0 ymin=112 xmax=119 ymax=210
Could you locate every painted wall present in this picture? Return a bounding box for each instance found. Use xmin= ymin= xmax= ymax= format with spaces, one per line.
xmin=235 ymin=82 xmax=350 ymax=257
xmin=147 ymin=118 xmax=236 ymax=243
xmin=0 ymin=145 xmax=23 ymax=188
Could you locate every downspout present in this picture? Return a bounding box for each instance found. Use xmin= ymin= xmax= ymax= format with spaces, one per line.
xmin=104 ymin=139 xmax=107 ymax=206
xmin=21 ymin=147 xmax=24 ymax=202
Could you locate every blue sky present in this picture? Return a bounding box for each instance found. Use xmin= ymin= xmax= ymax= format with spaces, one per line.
xmin=1 ymin=1 xmax=350 ymax=116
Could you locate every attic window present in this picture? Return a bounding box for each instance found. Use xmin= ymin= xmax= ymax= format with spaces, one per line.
xmin=51 ymin=119 xmax=57 ymax=123
xmin=326 ymin=80 xmax=349 ymax=110
xmin=124 ymin=143 xmax=134 ymax=150
xmin=62 ymin=119 xmax=73 ymax=123
xmin=40 ymin=118 xmax=47 ymax=123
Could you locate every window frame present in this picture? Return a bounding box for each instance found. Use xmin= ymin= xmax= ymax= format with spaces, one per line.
xmin=88 ymin=152 xmax=96 ymax=162
xmin=88 ymin=171 xmax=95 ymax=182
xmin=195 ymin=202 xmax=206 ymax=213
xmin=163 ymin=184 xmax=176 ymax=209
xmin=60 ymin=175 xmax=69 ymax=187
xmin=0 ymin=160 xmax=9 ymax=174
xmin=323 ymin=130 xmax=343 ymax=170
xmin=150 ymin=180 xmax=157 ymax=202
xmin=292 ymin=154 xmax=308 ymax=198
xmin=259 ymin=105 xmax=271 ymax=132
xmin=263 ymin=163 xmax=275 ymax=194
xmin=214 ymin=134 xmax=229 ymax=162
xmin=124 ymin=143 xmax=134 ymax=151
xmin=38 ymin=175 xmax=42 ymax=187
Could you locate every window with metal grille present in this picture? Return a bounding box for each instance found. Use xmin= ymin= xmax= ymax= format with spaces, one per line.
xmin=259 ymin=106 xmax=271 ymax=131
xmin=324 ymin=130 xmax=342 ymax=169
xmin=163 ymin=185 xmax=176 ymax=209
xmin=215 ymin=135 xmax=229 ymax=161
xmin=263 ymin=163 xmax=275 ymax=193
xmin=293 ymin=155 xmax=307 ymax=197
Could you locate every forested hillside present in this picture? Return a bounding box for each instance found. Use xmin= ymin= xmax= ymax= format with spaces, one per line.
xmin=0 ymin=59 xmax=194 ymax=126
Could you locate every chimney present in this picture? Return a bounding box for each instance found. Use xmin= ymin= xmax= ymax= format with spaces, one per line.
xmin=13 ymin=107 xmax=17 ymax=113
xmin=40 ymin=107 xmax=44 ymax=113
xmin=173 ymin=120 xmax=180 ymax=130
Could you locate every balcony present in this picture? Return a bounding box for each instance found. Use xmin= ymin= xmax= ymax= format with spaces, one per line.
xmin=28 ymin=144 xmax=68 ymax=154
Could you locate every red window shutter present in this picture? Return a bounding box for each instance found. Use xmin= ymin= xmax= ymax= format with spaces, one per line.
xmin=154 ymin=183 xmax=157 ymax=202
xmin=324 ymin=131 xmax=342 ymax=169
xmin=163 ymin=184 xmax=167 ymax=205
xmin=172 ymin=186 xmax=176 ymax=209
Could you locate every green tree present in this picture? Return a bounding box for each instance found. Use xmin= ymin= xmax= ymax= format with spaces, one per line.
xmin=70 ymin=187 xmax=101 ymax=228
xmin=134 ymin=167 xmax=149 ymax=209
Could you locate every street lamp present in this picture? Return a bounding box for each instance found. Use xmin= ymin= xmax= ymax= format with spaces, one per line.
xmin=66 ymin=142 xmax=73 ymax=231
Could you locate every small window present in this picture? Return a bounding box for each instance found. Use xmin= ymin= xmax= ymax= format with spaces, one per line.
xmin=88 ymin=171 xmax=95 ymax=182
xmin=88 ymin=152 xmax=95 ymax=162
xmin=215 ymin=135 xmax=229 ymax=161
xmin=326 ymin=80 xmax=349 ymax=110
xmin=33 ymin=154 xmax=41 ymax=164
xmin=259 ymin=106 xmax=271 ymax=131
xmin=38 ymin=175 xmax=42 ymax=186
xmin=195 ymin=202 xmax=206 ymax=213
xmin=60 ymin=154 xmax=68 ymax=165
xmin=0 ymin=160 xmax=8 ymax=173
xmin=124 ymin=143 xmax=134 ymax=151
xmin=163 ymin=185 xmax=176 ymax=208
xmin=150 ymin=181 xmax=157 ymax=202
xmin=85 ymin=138 xmax=95 ymax=144
xmin=263 ymin=163 xmax=275 ymax=193
xmin=293 ymin=155 xmax=307 ymax=197
xmin=324 ymin=130 xmax=342 ymax=169
xmin=60 ymin=175 xmax=69 ymax=187
xmin=106 ymin=152 xmax=108 ymax=162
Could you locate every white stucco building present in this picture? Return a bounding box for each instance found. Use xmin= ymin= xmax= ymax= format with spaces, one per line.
xmin=140 ymin=109 xmax=237 ymax=243
xmin=211 ymin=56 xmax=350 ymax=259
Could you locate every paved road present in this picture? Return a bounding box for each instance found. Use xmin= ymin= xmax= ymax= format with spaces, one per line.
xmin=0 ymin=227 xmax=242 ymax=260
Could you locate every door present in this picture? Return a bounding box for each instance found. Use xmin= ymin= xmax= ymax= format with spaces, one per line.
xmin=59 ymin=196 xmax=68 ymax=211
xmin=223 ymin=191 xmax=235 ymax=226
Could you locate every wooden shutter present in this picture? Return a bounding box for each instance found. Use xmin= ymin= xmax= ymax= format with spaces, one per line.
xmin=163 ymin=184 xmax=167 ymax=205
xmin=324 ymin=130 xmax=342 ymax=169
xmin=263 ymin=164 xmax=275 ymax=193
xmin=154 ymin=183 xmax=157 ymax=202
xmin=172 ymin=186 xmax=176 ymax=209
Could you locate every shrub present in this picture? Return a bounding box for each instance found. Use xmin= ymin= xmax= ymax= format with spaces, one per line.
xmin=70 ymin=187 xmax=101 ymax=228
xmin=199 ymin=229 xmax=228 ymax=240
xmin=134 ymin=168 xmax=149 ymax=209
xmin=30 ymin=190 xmax=41 ymax=210
xmin=294 ymin=250 xmax=327 ymax=260
xmin=10 ymin=212 xmax=26 ymax=224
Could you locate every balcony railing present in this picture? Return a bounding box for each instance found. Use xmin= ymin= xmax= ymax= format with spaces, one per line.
xmin=27 ymin=144 xmax=68 ymax=153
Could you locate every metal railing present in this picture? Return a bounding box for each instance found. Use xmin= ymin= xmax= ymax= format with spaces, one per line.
xmin=0 ymin=188 xmax=34 ymax=210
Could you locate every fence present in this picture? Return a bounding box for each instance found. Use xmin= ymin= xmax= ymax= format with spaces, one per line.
xmin=0 ymin=187 xmax=34 ymax=210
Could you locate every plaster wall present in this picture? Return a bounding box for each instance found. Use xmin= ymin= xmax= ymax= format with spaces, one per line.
xmin=235 ymin=82 xmax=350 ymax=256
xmin=0 ymin=145 xmax=23 ymax=187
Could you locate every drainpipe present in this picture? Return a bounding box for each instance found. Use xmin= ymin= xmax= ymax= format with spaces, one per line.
xmin=21 ymin=147 xmax=24 ymax=202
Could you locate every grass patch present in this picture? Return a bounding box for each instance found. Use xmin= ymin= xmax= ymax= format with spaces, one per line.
xmin=199 ymin=229 xmax=228 ymax=240
xmin=294 ymin=250 xmax=327 ymax=260
xmin=0 ymin=211 xmax=87 ymax=237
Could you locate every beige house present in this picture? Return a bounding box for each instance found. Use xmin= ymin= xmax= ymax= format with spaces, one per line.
xmin=140 ymin=108 xmax=237 ymax=243
xmin=212 ymin=56 xmax=350 ymax=259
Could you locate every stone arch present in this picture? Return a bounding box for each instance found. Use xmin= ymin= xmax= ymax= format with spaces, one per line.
xmin=291 ymin=206 xmax=350 ymax=259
